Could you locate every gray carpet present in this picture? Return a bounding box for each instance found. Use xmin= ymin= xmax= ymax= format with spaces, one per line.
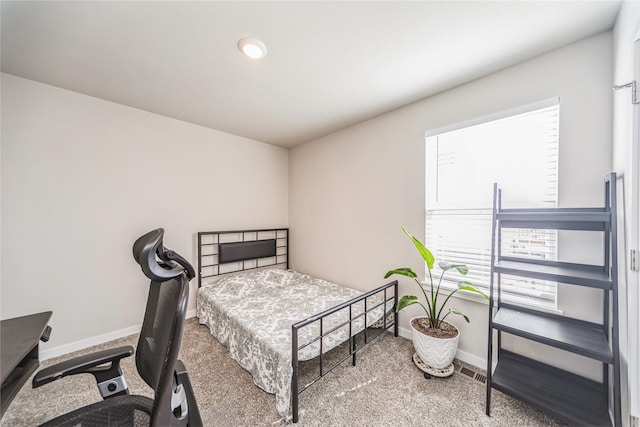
xmin=1 ymin=318 xmax=565 ymax=426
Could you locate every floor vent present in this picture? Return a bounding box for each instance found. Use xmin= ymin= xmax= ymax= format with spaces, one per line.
xmin=453 ymin=361 xmax=486 ymax=385
xmin=474 ymin=373 xmax=487 ymax=384
xmin=459 ymin=367 xmax=476 ymax=378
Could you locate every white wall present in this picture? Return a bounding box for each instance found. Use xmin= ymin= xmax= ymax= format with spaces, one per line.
xmin=0 ymin=73 xmax=289 ymax=356
xmin=612 ymin=1 xmax=640 ymax=422
xmin=290 ymin=32 xmax=613 ymax=377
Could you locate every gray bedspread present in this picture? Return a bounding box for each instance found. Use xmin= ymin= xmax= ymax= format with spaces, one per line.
xmin=196 ymin=268 xmax=384 ymax=418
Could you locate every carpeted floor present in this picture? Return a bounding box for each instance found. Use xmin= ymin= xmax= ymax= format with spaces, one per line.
xmin=1 ymin=318 xmax=565 ymax=426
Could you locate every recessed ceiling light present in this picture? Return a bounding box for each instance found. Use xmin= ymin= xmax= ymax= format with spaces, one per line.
xmin=238 ymin=37 xmax=267 ymax=59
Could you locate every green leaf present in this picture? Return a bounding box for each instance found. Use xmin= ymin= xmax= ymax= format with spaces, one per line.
xmin=438 ymin=262 xmax=469 ymax=275
xmin=384 ymin=268 xmax=417 ymax=279
xmin=457 ymin=281 xmax=490 ymax=300
xmin=401 ymin=226 xmax=434 ymax=270
xmin=448 ymin=308 xmax=470 ymax=323
xmin=396 ymin=295 xmax=420 ymax=312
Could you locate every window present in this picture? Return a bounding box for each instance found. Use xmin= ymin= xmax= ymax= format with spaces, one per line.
xmin=425 ymin=98 xmax=559 ymax=308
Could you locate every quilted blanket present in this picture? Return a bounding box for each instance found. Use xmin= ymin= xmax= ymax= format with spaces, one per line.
xmin=196 ymin=268 xmax=384 ymax=418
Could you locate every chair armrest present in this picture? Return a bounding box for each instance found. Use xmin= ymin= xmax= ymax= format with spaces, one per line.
xmin=174 ymin=360 xmax=203 ymax=427
xmin=33 ymin=346 xmax=134 ymax=389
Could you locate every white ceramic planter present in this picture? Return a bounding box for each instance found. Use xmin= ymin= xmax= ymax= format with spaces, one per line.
xmin=410 ymin=316 xmax=460 ymax=369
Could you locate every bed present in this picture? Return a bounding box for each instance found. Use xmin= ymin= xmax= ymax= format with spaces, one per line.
xmin=195 ymin=228 xmax=398 ymax=423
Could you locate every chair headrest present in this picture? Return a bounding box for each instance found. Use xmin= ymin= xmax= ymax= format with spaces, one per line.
xmin=132 ymin=228 xmax=195 ymax=282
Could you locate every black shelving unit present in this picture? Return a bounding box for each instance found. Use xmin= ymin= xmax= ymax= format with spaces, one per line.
xmin=486 ymin=173 xmax=621 ymax=426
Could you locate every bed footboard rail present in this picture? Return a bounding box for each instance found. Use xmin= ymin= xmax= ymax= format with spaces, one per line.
xmin=290 ymin=280 xmax=398 ymax=423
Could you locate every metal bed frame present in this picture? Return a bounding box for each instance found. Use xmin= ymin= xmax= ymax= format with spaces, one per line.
xmin=196 ymin=228 xmax=398 ymax=423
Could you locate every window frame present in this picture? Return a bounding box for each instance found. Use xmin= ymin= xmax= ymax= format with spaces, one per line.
xmin=425 ymin=97 xmax=560 ymax=310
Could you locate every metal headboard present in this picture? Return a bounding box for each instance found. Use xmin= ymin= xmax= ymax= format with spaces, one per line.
xmin=197 ymin=228 xmax=288 ymax=287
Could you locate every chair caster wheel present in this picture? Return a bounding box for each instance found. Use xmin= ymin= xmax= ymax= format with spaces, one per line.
xmin=424 ymin=372 xmax=432 ymax=379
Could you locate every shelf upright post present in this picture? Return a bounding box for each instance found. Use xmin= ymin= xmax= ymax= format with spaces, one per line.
xmin=608 ymin=173 xmax=621 ymax=426
xmin=496 ymin=188 xmax=503 ymax=355
xmin=485 ymin=183 xmax=499 ymax=416
xmin=604 ymin=176 xmax=612 ymax=397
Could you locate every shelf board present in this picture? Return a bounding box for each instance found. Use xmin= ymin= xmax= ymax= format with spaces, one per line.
xmin=490 ymin=350 xmax=611 ymax=427
xmin=497 ymin=208 xmax=610 ymax=231
xmin=494 ymin=258 xmax=612 ymax=289
xmin=492 ymin=305 xmax=613 ymax=363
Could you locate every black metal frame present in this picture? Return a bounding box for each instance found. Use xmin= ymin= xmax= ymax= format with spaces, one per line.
xmin=197 ymin=228 xmax=289 ymax=284
xmin=486 ymin=174 xmax=621 ymax=426
xmin=291 ymin=280 xmax=398 ymax=423
xmin=196 ymin=228 xmax=398 ymax=423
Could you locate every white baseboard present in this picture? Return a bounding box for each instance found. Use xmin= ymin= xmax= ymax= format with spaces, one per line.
xmin=398 ymin=325 xmax=412 ymax=340
xmin=454 ymin=348 xmax=486 ymax=370
xmin=40 ymin=324 xmax=141 ymax=361
xmin=41 ymin=309 xmax=199 ymax=361
xmin=397 ymin=326 xmax=485 ymax=370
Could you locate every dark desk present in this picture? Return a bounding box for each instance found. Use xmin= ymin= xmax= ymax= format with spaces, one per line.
xmin=1 ymin=311 xmax=52 ymax=417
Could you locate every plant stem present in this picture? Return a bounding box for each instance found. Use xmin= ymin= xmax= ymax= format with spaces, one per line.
xmin=437 ymin=288 xmax=459 ymax=323
xmin=436 ymin=270 xmax=444 ymax=327
xmin=415 ymin=278 xmax=432 ymax=318
xmin=427 ymin=267 xmax=436 ymax=327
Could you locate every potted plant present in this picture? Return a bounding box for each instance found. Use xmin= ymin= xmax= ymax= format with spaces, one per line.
xmin=385 ymin=226 xmax=488 ymax=374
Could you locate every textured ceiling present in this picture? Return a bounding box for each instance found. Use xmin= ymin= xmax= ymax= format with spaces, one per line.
xmin=1 ymin=1 xmax=621 ymax=148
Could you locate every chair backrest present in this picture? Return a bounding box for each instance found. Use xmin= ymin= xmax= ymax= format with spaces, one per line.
xmin=132 ymin=228 xmax=195 ymax=425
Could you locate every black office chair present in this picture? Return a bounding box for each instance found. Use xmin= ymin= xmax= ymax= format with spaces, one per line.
xmin=32 ymin=228 xmax=202 ymax=427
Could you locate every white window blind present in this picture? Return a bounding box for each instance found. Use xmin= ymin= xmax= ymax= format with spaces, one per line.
xmin=425 ymin=99 xmax=559 ymax=307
